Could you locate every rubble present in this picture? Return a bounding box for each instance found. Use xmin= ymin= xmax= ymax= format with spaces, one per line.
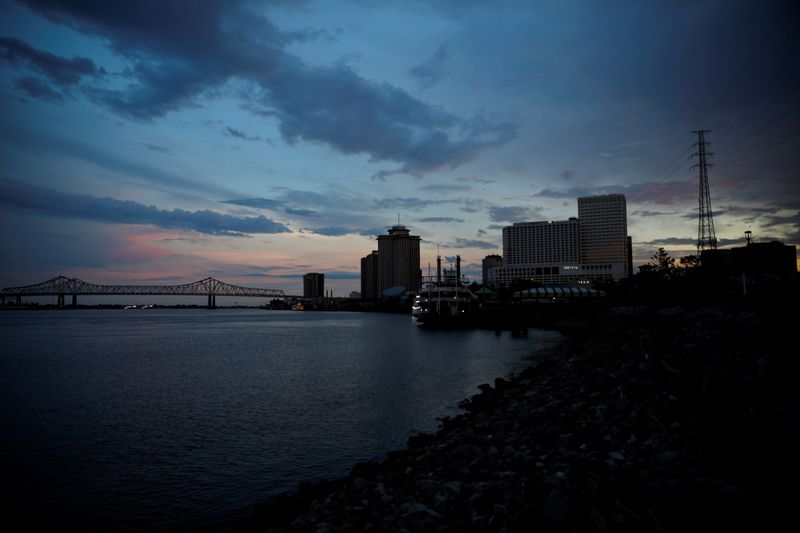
xmin=234 ymin=305 xmax=798 ymax=532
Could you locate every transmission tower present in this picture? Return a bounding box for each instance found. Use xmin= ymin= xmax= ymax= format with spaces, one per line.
xmin=691 ymin=129 xmax=717 ymax=254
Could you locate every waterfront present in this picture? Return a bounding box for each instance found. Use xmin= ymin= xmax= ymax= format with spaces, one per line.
xmin=0 ymin=309 xmax=560 ymax=532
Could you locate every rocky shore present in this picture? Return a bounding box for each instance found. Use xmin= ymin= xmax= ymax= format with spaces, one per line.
xmin=234 ymin=304 xmax=797 ymax=532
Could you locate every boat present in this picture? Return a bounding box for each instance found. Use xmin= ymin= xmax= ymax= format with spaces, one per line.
xmin=292 ymin=302 xmax=304 ymax=311
xmin=412 ymin=255 xmax=478 ymax=327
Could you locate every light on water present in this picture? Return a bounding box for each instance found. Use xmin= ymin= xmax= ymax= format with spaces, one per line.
xmin=0 ymin=309 xmax=560 ymax=531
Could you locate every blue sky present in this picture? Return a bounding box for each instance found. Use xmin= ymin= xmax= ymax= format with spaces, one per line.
xmin=1 ymin=0 xmax=797 ymax=295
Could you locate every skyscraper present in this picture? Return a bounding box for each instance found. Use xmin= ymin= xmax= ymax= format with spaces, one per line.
xmin=578 ymin=194 xmax=629 ymax=278
xmin=376 ymin=225 xmax=420 ymax=294
xmin=481 ymin=254 xmax=503 ymax=286
xmin=360 ymin=250 xmax=379 ymax=299
xmin=303 ymin=272 xmax=324 ymax=298
xmin=489 ymin=194 xmax=630 ymax=286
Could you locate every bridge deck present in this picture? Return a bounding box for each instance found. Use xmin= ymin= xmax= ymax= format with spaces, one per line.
xmin=1 ymin=276 xmax=300 ymax=298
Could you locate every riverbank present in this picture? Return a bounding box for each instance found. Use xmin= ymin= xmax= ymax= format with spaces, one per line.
xmin=233 ymin=303 xmax=797 ymax=531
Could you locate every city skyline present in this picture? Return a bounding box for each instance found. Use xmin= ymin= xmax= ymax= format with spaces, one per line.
xmin=1 ymin=0 xmax=797 ymax=295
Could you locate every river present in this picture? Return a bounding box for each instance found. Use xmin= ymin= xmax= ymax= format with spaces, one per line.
xmin=0 ymin=308 xmax=559 ymax=531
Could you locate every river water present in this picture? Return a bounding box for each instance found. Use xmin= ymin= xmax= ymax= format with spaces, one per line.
xmin=0 ymin=309 xmax=559 ymax=531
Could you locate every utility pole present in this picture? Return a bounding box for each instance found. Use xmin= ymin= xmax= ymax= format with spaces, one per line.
xmin=691 ymin=129 xmax=717 ymax=255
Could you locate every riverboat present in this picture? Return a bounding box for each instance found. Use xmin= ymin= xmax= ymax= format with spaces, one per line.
xmin=412 ymin=255 xmax=477 ymax=327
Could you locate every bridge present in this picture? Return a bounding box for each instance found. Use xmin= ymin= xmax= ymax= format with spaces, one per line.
xmin=0 ymin=276 xmax=301 ymax=308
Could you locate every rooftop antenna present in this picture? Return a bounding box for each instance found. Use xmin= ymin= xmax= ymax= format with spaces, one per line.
xmin=691 ymin=129 xmax=717 ymax=255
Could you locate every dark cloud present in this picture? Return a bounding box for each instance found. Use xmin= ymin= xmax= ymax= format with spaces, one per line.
xmin=408 ymin=43 xmax=448 ymax=90
xmin=535 ymin=179 xmax=695 ymax=205
xmin=418 ymin=217 xmax=464 ymax=223
xmin=445 ymin=237 xmax=498 ymax=250
xmin=225 ymin=127 xmax=261 ymax=141
xmin=638 ymin=237 xmax=747 ymax=247
xmin=488 ymin=205 xmax=540 ymax=222
xmin=0 ymin=35 xmax=105 ymax=85
xmin=324 ymin=271 xmax=361 ymax=280
xmin=0 ymin=178 xmax=290 ymax=236
xmin=19 ymin=1 xmax=514 ymax=175
xmin=374 ymin=197 xmax=448 ymax=211
xmin=223 ymin=198 xmax=284 ymax=210
xmin=457 ymin=177 xmax=494 ymax=184
xmin=487 ymin=224 xmax=505 ymax=230
xmin=760 ymin=211 xmax=800 ymax=229
xmin=418 ymin=183 xmax=471 ymax=193
xmin=630 ymin=209 xmax=677 ymax=217
xmin=15 ymin=76 xmax=64 ymax=102
xmin=141 ymin=143 xmax=172 ymax=154
xmin=559 ymin=169 xmax=576 ymax=180
xmin=305 ymin=226 xmax=352 ymax=236
xmin=2 ymin=122 xmax=238 ymax=198
xmin=223 ymin=197 xmax=320 ymax=218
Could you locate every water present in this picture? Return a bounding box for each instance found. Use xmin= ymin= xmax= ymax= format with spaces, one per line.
xmin=0 ymin=309 xmax=560 ymax=531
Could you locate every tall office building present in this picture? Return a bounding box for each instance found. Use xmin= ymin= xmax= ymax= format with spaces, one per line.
xmin=303 ymin=272 xmax=324 ymax=298
xmin=489 ymin=194 xmax=630 ymax=286
xmin=503 ymin=218 xmax=580 ymax=265
xmin=360 ymin=250 xmax=379 ymax=299
xmin=377 ymin=225 xmax=421 ymax=294
xmin=578 ymin=194 xmax=629 ymax=278
xmin=482 ymin=254 xmax=503 ymax=286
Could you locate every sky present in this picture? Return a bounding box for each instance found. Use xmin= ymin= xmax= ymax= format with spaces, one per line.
xmin=1 ymin=0 xmax=798 ymax=297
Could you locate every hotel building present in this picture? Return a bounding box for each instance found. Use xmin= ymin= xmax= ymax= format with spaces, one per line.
xmin=359 ymin=225 xmax=421 ymax=298
xmin=489 ymin=194 xmax=630 ymax=286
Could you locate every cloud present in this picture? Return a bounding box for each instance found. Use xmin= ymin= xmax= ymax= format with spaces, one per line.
xmin=15 ymin=76 xmax=64 ymax=102
xmin=445 ymin=237 xmax=498 ymax=250
xmin=2 ymin=122 xmax=239 ymax=198
xmin=408 ymin=43 xmax=448 ymax=90
xmin=630 ymin=209 xmax=677 ymax=217
xmin=304 ymin=226 xmax=352 ymax=236
xmin=0 ymin=178 xmax=290 ymax=236
xmin=225 ymin=127 xmax=261 ymax=141
xmin=488 ymin=205 xmax=541 ymax=222
xmin=638 ymin=236 xmax=747 ymax=247
xmin=374 ymin=197 xmax=449 ymax=211
xmin=418 ymin=183 xmax=471 ymax=193
xmin=223 ymin=198 xmax=284 ymax=210
xmin=17 ymin=2 xmax=515 ymax=176
xmin=141 ymin=143 xmax=172 ymax=154
xmin=418 ymin=217 xmax=464 ymax=223
xmin=559 ymin=169 xmax=576 ymax=180
xmin=0 ymin=35 xmax=105 ymax=85
xmin=535 ymin=179 xmax=695 ymax=205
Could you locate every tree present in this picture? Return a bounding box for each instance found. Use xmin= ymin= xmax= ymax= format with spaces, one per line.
xmin=679 ymin=255 xmax=700 ymax=269
xmin=650 ymin=247 xmax=676 ymax=277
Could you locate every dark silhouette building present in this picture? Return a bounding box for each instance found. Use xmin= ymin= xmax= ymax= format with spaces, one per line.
xmin=360 ymin=250 xmax=379 ymax=300
xmin=303 ymin=272 xmax=324 ymax=299
xmin=701 ymin=240 xmax=797 ymax=295
xmin=376 ymin=225 xmax=420 ymax=295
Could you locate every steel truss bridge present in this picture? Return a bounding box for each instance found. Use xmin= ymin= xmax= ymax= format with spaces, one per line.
xmin=0 ymin=276 xmax=301 ymax=308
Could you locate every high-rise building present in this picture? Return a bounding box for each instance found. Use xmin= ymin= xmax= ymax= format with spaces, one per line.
xmin=303 ymin=272 xmax=324 ymax=298
xmin=360 ymin=250 xmax=379 ymax=299
xmin=377 ymin=225 xmax=421 ymax=294
xmin=503 ymin=218 xmax=580 ymax=265
xmin=489 ymin=194 xmax=630 ymax=286
xmin=578 ymin=194 xmax=629 ymax=278
xmin=481 ymin=254 xmax=503 ymax=286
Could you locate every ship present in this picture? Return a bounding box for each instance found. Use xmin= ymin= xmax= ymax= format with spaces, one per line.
xmin=412 ymin=255 xmax=478 ymax=327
